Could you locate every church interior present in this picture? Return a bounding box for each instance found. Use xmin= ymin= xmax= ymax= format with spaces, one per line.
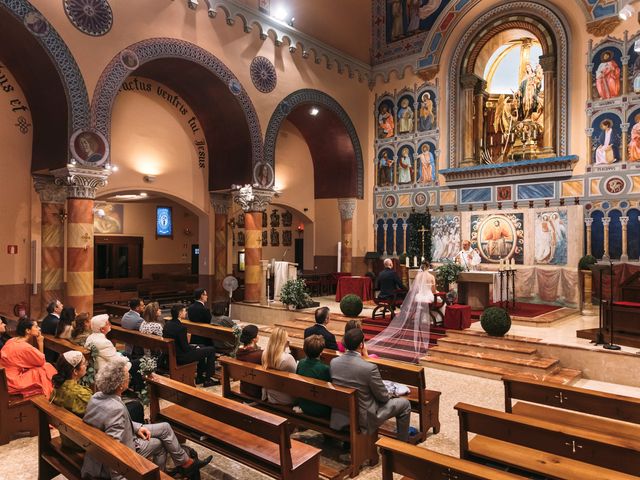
xmin=3 ymin=0 xmax=640 ymax=478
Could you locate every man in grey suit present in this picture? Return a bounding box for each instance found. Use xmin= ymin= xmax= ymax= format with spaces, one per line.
xmin=121 ymin=298 xmax=145 ymax=357
xmin=82 ymin=357 xmax=211 ymax=479
xmin=330 ymin=328 xmax=412 ymax=442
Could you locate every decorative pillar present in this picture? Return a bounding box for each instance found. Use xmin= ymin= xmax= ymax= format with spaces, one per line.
xmin=622 ymin=123 xmax=629 ymax=163
xmin=402 ymin=223 xmax=408 ymax=255
xmin=601 ymin=217 xmax=611 ymax=260
xmin=210 ymin=194 xmax=230 ymax=301
xmin=338 ymin=198 xmax=356 ymax=273
xmin=374 ymin=223 xmax=379 ymax=254
xmin=622 ymin=55 xmax=630 ymax=95
xmin=382 ymin=223 xmax=388 ymax=256
xmin=620 ymin=216 xmax=629 ymax=261
xmin=392 ymin=221 xmax=398 ymax=256
xmin=233 ymin=185 xmax=274 ymax=303
xmin=460 ymin=73 xmax=480 ymax=167
xmin=539 ymin=55 xmax=557 ymax=156
xmin=54 ymin=167 xmax=110 ymax=315
xmin=584 ymin=217 xmax=594 ymax=256
xmin=33 ymin=176 xmax=67 ymax=309
xmin=474 ymin=80 xmax=487 ymax=163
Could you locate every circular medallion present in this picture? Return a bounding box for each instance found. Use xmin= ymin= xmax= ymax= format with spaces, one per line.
xmin=24 ymin=11 xmax=49 ymax=36
xmin=63 ymin=0 xmax=113 ymax=37
xmin=279 ymin=100 xmax=292 ymax=115
xmin=383 ymin=195 xmax=396 ymax=208
xmin=604 ymin=177 xmax=625 ymax=195
xmin=475 ymin=215 xmax=520 ymax=262
xmin=119 ymin=49 xmax=139 ymax=70
xmin=621 ymin=201 xmax=629 ymax=209
xmin=228 ymin=79 xmax=242 ymax=96
xmin=70 ymin=129 xmax=109 ymax=167
xmin=414 ymin=192 xmax=428 ymax=207
xmin=250 ymin=56 xmax=277 ymax=93
xmin=253 ymin=162 xmax=274 ymax=188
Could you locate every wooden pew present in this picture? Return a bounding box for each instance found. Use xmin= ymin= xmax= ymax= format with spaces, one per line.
xmin=180 ymin=319 xmax=237 ymax=352
xmin=104 ymin=303 xmax=129 ymax=318
xmin=0 ymin=367 xmax=39 ymax=445
xmin=289 ymin=343 xmax=441 ymax=441
xmin=31 ymin=395 xmax=171 ymax=480
xmin=455 ymin=402 xmax=640 ymax=479
xmin=106 ymin=325 xmax=197 ymax=386
xmin=43 ymin=334 xmax=90 ymax=362
xmin=147 ymin=373 xmax=321 ymax=480
xmin=220 ymin=356 xmax=377 ymax=479
xmin=376 ymin=436 xmax=526 ymax=480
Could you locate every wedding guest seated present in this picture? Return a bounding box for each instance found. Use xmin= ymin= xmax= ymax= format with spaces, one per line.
xmin=140 ymin=302 xmax=164 ymax=337
xmin=330 ymin=328 xmax=412 ymax=442
xmin=55 ymin=306 xmax=76 ymax=339
xmin=296 ymin=335 xmax=331 ymax=418
xmin=163 ymin=304 xmax=217 ymax=387
xmin=304 ymin=307 xmax=338 ymax=350
xmin=0 ymin=316 xmax=8 ymax=350
xmin=337 ymin=319 xmax=378 ymax=358
xmin=236 ymin=324 xmax=263 ymax=398
xmin=70 ymin=313 xmax=91 ymax=346
xmin=51 ymin=350 xmax=144 ymax=423
xmin=375 ymin=258 xmax=406 ymax=299
xmin=262 ymin=327 xmax=296 ymax=406
xmin=82 ymin=357 xmax=212 ymax=479
xmin=187 ymin=288 xmax=212 ymax=346
xmin=85 ymin=314 xmax=127 ymax=372
xmin=211 ymin=302 xmax=236 ymax=351
xmin=121 ymin=297 xmax=145 ymax=358
xmin=0 ymin=317 xmax=56 ymax=398
xmin=42 ymin=299 xmax=63 ymax=363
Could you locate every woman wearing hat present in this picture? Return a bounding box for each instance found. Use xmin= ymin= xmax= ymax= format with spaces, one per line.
xmin=236 ymin=325 xmax=263 ymax=397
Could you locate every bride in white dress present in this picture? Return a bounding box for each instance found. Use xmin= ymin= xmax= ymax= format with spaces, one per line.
xmin=368 ymin=261 xmax=437 ymax=362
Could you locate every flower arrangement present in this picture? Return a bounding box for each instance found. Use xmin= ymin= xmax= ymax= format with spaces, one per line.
xmin=578 ymin=254 xmax=597 ymax=271
xmin=435 ymin=260 xmax=464 ymax=292
xmin=279 ymin=278 xmax=313 ymax=309
xmin=137 ymin=355 xmax=158 ymax=406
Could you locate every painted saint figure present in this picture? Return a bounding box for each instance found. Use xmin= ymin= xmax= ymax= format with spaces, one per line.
xmin=397 ymin=98 xmax=414 ymax=134
xmin=391 ymin=0 xmax=403 ymax=40
xmin=594 ymin=119 xmax=620 ymax=164
xmin=418 ymin=92 xmax=435 ymax=131
xmin=378 ymin=151 xmax=394 ymax=186
xmin=397 ymin=147 xmax=413 ymax=184
xmin=416 ymin=144 xmax=435 ymax=184
xmin=378 ymin=104 xmax=395 ymax=138
xmin=482 ymin=219 xmax=512 ymax=258
xmin=595 ymin=51 xmax=621 ymax=99
xmin=629 ymin=114 xmax=640 ymax=162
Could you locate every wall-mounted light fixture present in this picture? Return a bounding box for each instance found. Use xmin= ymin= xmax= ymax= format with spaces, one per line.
xmin=143 ymin=175 xmax=156 ymax=183
xmin=57 ymin=209 xmax=68 ymax=223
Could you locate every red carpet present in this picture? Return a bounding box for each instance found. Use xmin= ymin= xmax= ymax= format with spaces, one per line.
xmin=470 ymin=302 xmax=562 ymax=319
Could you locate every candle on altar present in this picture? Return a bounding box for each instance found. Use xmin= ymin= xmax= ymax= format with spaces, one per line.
xmin=421 ymin=256 xmax=425 ymax=263
xmin=413 ymin=256 xmax=418 ymax=268
xmin=498 ymin=259 xmax=504 ymax=272
xmin=405 ymin=256 xmax=410 ymax=267
xmin=511 ymin=257 xmax=516 ymax=268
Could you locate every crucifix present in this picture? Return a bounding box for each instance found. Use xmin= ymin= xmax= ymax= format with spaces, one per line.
xmin=418 ymin=225 xmax=428 ymax=260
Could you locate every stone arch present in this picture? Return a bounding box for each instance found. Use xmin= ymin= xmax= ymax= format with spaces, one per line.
xmin=90 ymin=38 xmax=263 ymax=190
xmin=264 ymin=89 xmax=363 ymax=199
xmin=447 ymin=2 xmax=569 ymax=167
xmin=0 ymin=0 xmax=90 ymax=171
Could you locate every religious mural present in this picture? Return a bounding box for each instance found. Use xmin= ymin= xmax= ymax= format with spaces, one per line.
xmin=397 ymin=94 xmax=415 ymax=134
xmin=591 ymin=113 xmax=621 ymax=165
xmin=431 ymin=215 xmax=460 ymax=262
xmin=592 ymin=48 xmax=622 ymax=100
xmin=470 ymin=213 xmax=524 ymax=264
xmin=377 ymin=147 xmax=395 ymax=186
xmin=377 ymin=99 xmax=395 ymax=139
xmin=416 ymin=141 xmax=436 ymax=185
xmin=627 ymin=110 xmax=640 ymax=163
xmin=417 ymin=89 xmax=436 ymax=132
xmin=93 ymin=202 xmax=123 ymax=234
xmin=534 ymin=210 xmax=567 ymax=265
xmin=397 ymin=145 xmax=415 ymax=184
xmin=385 ymin=0 xmax=452 ymax=44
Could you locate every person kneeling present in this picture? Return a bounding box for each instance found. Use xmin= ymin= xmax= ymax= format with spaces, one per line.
xmin=82 ymin=357 xmax=212 ymax=478
xmin=296 ymin=335 xmax=331 ymax=418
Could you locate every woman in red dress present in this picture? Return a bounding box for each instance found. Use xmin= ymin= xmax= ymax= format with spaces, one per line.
xmin=0 ymin=318 xmax=56 ymax=397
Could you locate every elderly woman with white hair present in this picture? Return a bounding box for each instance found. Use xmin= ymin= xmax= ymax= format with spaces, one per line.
xmin=84 ymin=314 xmax=123 ymax=372
xmin=82 ymin=357 xmax=212 ymax=478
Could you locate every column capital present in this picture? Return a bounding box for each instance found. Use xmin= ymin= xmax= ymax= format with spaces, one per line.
xmin=382 ymin=223 xmax=388 ymax=230
xmin=460 ymin=73 xmax=482 ymax=90
xmin=52 ymin=166 xmax=111 ymax=200
xmin=584 ymin=217 xmax=594 ymax=227
xmin=210 ymin=193 xmax=231 ymax=215
xmin=232 ymin=184 xmax=274 ymax=212
xmin=33 ymin=174 xmax=67 ymax=204
xmin=337 ymin=198 xmax=357 ymax=220
xmin=620 ymin=216 xmax=629 ymax=226
xmin=539 ymin=54 xmax=557 ymax=72
xmin=601 ymin=217 xmax=611 ymax=226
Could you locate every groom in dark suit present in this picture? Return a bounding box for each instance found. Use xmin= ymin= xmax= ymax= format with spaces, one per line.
xmin=375 ymin=258 xmax=406 ymax=299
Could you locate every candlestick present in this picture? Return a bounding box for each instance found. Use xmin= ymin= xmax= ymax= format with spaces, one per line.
xmin=511 ymin=257 xmax=515 ymax=268
xmin=405 ymin=256 xmax=410 ymax=268
xmin=413 ymin=256 xmax=417 ymax=268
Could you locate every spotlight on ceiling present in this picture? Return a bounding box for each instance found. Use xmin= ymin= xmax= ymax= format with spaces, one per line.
xmin=273 ymin=6 xmax=288 ymax=21
xmin=310 ymin=107 xmax=319 ymax=116
xmin=619 ymin=4 xmax=634 ymax=20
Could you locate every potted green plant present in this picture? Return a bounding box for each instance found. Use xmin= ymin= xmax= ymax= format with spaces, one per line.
xmin=480 ymin=307 xmax=512 ymax=336
xmin=435 ymin=260 xmax=464 ymax=292
xmin=340 ymin=294 xmax=363 ymax=317
xmin=279 ymin=278 xmax=312 ymax=310
xmin=579 ymin=255 xmax=597 ymax=315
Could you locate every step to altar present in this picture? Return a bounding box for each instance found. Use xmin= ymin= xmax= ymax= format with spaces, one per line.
xmin=422 ymin=329 xmax=581 ymax=384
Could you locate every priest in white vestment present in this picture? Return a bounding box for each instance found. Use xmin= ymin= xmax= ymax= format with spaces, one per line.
xmin=455 ymin=240 xmax=481 ymax=271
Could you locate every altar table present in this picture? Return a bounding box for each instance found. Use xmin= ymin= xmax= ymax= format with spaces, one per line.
xmin=336 ymin=276 xmax=373 ymax=302
xmin=457 ymin=271 xmax=496 ymax=310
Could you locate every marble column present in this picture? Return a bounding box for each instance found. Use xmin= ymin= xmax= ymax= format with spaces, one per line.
xmin=602 ymin=217 xmax=611 ymax=261
xmin=622 ymin=55 xmax=630 ymax=95
xmin=622 ymin=123 xmax=629 ymax=163
xmin=211 ymin=194 xmax=230 ymax=301
xmin=392 ymin=222 xmax=398 ymax=256
xmin=382 ymin=223 xmax=388 ymax=256
xmin=233 ymin=186 xmax=274 ymax=303
xmin=539 ymin=55 xmax=557 ymax=156
xmin=338 ymin=198 xmax=356 ymax=273
xmin=33 ymin=176 xmax=67 ymax=308
xmin=474 ymin=81 xmax=487 ymax=164
xmin=584 ymin=217 xmax=593 ymax=256
xmin=402 ymin=222 xmax=408 ymax=255
xmin=621 ymin=216 xmax=629 ymax=262
xmin=460 ymin=73 xmax=481 ymax=167
xmin=54 ymin=167 xmax=110 ymax=315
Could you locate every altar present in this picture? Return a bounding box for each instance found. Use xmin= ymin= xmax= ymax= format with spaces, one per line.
xmin=457 ymin=271 xmax=496 ymax=310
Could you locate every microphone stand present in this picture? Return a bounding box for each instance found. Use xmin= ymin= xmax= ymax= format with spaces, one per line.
xmin=603 ymin=259 xmax=621 ymax=350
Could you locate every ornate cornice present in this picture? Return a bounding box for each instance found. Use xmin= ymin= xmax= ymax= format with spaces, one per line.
xmin=439 ymin=156 xmax=579 ymax=186
xmin=587 ymin=17 xmax=621 ymax=38
xmin=337 ymin=198 xmax=357 ymax=220
xmin=33 ymin=175 xmax=67 ymax=204
xmin=52 ymin=166 xmax=111 ymax=200
xmin=232 ymin=184 xmax=274 ymax=212
xmin=210 ymin=193 xmax=230 ymax=215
